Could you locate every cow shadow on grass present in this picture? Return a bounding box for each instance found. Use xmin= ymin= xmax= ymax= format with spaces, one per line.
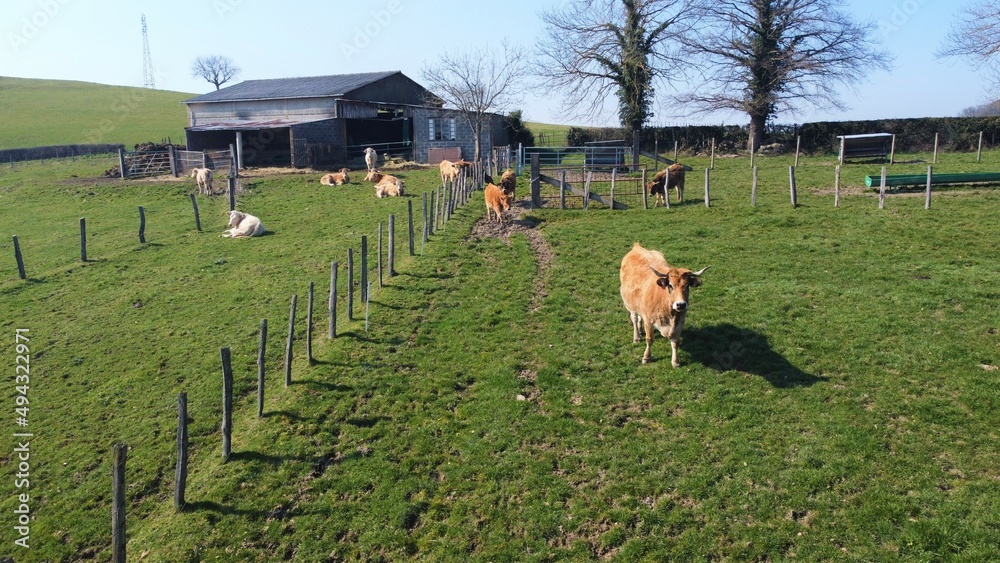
xmin=683 ymin=323 xmax=826 ymax=388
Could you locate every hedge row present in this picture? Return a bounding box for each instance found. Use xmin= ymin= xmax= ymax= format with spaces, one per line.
xmin=565 ymin=117 xmax=1000 ymax=155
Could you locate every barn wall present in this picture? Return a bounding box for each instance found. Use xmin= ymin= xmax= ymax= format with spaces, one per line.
xmin=410 ymin=109 xmax=508 ymax=163
xmin=187 ymin=97 xmax=339 ymax=126
xmin=291 ymin=119 xmax=345 ymax=167
xmin=346 ymin=74 xmax=435 ymax=106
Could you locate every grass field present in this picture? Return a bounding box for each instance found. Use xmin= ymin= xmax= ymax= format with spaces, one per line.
xmin=0 ymin=146 xmax=999 ymax=561
xmin=0 ymin=77 xmax=193 ymax=149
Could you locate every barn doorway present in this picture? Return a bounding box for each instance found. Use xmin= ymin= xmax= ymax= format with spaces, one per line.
xmin=345 ymin=115 xmax=413 ymax=161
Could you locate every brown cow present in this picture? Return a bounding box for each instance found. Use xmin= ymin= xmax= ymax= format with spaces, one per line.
xmin=646 ymin=163 xmax=685 ymax=206
xmin=619 ymin=243 xmax=708 ymax=367
xmin=320 ymin=168 xmax=350 ymax=186
xmin=484 ymin=183 xmax=510 ymax=224
xmin=499 ymin=168 xmax=516 ymax=200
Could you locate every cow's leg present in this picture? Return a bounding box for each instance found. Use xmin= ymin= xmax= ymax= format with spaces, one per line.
xmin=630 ymin=312 xmax=641 ymax=342
xmin=670 ymin=338 xmax=680 ymax=368
xmin=642 ymin=318 xmax=654 ymax=364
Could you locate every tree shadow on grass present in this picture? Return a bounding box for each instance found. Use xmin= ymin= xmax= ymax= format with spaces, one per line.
xmin=683 ymin=323 xmax=827 ymax=388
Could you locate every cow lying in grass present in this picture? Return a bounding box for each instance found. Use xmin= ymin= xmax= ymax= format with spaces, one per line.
xmin=320 ymin=168 xmax=350 ymax=186
xmin=375 ymin=175 xmax=404 ymax=198
xmin=222 ymin=210 xmax=265 ymax=238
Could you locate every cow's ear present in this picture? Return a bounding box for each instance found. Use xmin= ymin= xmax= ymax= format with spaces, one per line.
xmin=656 ymin=277 xmax=672 ymax=289
xmin=689 ymin=275 xmax=703 ymax=288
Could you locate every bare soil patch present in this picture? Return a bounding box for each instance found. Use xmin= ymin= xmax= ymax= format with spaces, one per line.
xmin=468 ymin=198 xmax=554 ymax=313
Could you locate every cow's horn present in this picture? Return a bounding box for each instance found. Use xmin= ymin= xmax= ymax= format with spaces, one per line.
xmin=648 ymin=266 xmax=669 ymax=277
xmin=692 ymin=266 xmax=711 ymax=276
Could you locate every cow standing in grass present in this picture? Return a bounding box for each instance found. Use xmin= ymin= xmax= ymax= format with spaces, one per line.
xmin=619 ymin=243 xmax=708 ymax=367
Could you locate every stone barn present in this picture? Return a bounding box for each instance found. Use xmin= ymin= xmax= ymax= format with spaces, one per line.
xmin=183 ymin=71 xmax=509 ymax=168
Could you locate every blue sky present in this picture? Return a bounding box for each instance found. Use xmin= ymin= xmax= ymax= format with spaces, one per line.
xmin=0 ymin=0 xmax=989 ymax=127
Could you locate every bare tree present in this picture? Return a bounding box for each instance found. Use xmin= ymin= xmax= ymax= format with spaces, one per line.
xmin=679 ymin=0 xmax=891 ymax=150
xmin=421 ymin=41 xmax=528 ymax=162
xmin=191 ymin=55 xmax=241 ymax=90
xmin=536 ymin=0 xmax=699 ymax=134
xmin=939 ymin=2 xmax=1000 ymax=88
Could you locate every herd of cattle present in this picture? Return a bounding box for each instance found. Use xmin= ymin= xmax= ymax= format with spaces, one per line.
xmin=204 ymin=152 xmax=705 ymax=366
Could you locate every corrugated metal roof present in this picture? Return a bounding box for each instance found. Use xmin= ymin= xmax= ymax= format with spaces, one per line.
xmin=184 ymin=71 xmax=402 ymax=103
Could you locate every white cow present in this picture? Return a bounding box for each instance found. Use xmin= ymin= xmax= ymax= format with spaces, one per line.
xmin=364 ymin=147 xmax=378 ymax=172
xmin=222 ymin=210 xmax=265 ymax=238
xmin=191 ymin=167 xmax=214 ymax=195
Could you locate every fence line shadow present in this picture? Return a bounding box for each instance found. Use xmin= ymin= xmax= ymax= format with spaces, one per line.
xmin=683 ymin=323 xmax=825 ymax=388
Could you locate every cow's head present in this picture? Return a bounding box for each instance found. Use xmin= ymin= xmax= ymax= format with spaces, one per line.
xmin=227 ymin=210 xmax=246 ymax=228
xmin=649 ymin=266 xmax=709 ymax=312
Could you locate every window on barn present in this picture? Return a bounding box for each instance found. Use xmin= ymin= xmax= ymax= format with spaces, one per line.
xmin=429 ymin=117 xmax=456 ymax=141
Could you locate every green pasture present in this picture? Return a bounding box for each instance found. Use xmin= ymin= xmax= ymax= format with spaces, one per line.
xmin=0 ymin=77 xmax=192 ymax=148
xmin=0 ymin=148 xmax=998 ymax=561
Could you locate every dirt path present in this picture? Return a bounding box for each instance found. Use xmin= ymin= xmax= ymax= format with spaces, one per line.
xmin=468 ymin=199 xmax=554 ymax=313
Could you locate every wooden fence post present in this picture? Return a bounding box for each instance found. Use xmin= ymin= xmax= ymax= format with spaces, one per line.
xmin=750 ymin=137 xmax=756 ymax=169
xmin=838 ymin=136 xmax=845 ymax=166
xmin=329 ymin=262 xmax=338 ymax=338
xmin=654 ymin=139 xmax=660 ymax=173
xmin=641 ymin=168 xmax=647 ymax=210
xmin=925 ymin=166 xmax=933 ymax=210
xmin=284 ymin=294 xmax=296 ymax=387
xmin=673 ymin=140 xmax=679 ymax=162
xmin=347 ymin=249 xmax=354 ymax=321
xmin=407 ymin=200 xmax=415 ymax=256
xmin=360 ymin=236 xmax=368 ymax=303
xmin=879 ymin=166 xmax=887 ymax=209
xmin=79 ymin=218 xmax=87 ymax=262
xmin=422 ymin=192 xmax=429 ymax=244
xmin=257 ymin=319 xmax=267 ymax=416
xmin=175 ymin=393 xmax=188 ymax=510
xmin=794 ymin=135 xmax=801 ymax=168
xmin=890 ymin=134 xmax=897 ymax=165
xmin=584 ymin=171 xmax=592 ymax=210
xmin=112 ymin=443 xmax=127 ymax=563
xmin=751 ymin=166 xmax=758 ymax=207
xmin=560 ymin=169 xmax=567 ymax=210
xmin=13 ymin=235 xmax=25 ymax=280
xmin=138 ymin=206 xmax=146 ymax=244
xmin=306 ymin=282 xmax=314 ymax=364
xmin=378 ymin=223 xmax=383 ymax=288
xmin=228 ymin=176 xmax=236 ymax=211
xmin=834 ymin=165 xmax=841 ymax=208
xmin=221 ymin=347 xmax=233 ymax=462
xmin=789 ymin=166 xmax=797 ymax=208
xmin=169 ymin=145 xmax=178 ymax=177
xmin=389 ymin=214 xmax=396 ymax=278
xmin=710 ymin=138 xmax=716 ymax=170
xmin=189 ymin=194 xmax=201 ymax=231
xmin=704 ymin=168 xmax=711 ymax=208
xmin=977 ymin=131 xmax=984 ymax=163
xmin=118 ymin=147 xmax=127 ymax=179
xmin=531 ymin=153 xmax=541 ymax=209
xmin=933 ymin=133 xmax=939 ymax=165
xmin=610 ymin=168 xmax=616 ymax=210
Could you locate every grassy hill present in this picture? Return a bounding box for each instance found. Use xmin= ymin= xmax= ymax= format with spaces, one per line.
xmin=0 ymin=77 xmax=193 ymax=149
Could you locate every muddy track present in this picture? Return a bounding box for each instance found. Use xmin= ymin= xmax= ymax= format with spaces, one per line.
xmin=468 ymin=199 xmax=554 ymax=313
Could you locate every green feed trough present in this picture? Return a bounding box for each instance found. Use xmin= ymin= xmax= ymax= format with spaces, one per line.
xmin=865 ymin=172 xmax=1000 ymax=188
